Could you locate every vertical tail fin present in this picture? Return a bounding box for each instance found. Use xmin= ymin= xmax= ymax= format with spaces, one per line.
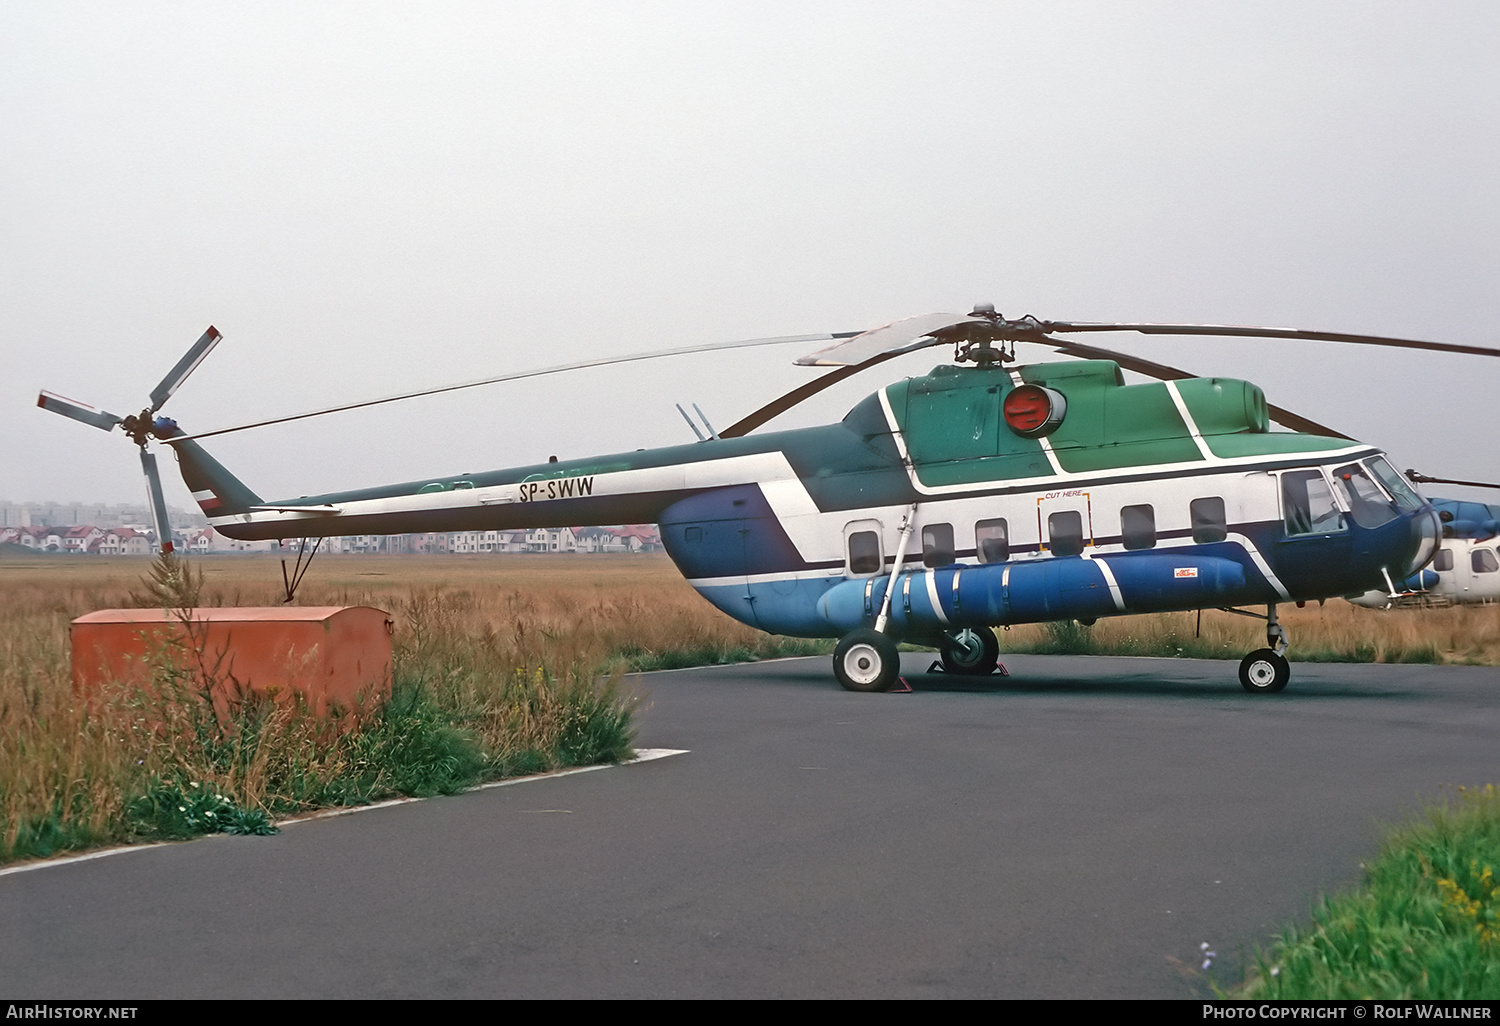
xmin=155 ymin=424 xmax=262 ymax=518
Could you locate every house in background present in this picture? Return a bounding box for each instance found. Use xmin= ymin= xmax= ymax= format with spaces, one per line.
xmin=97 ymin=527 xmax=153 ymax=555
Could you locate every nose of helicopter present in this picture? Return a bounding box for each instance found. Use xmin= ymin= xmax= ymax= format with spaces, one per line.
xmin=1404 ymin=508 xmax=1442 ymax=577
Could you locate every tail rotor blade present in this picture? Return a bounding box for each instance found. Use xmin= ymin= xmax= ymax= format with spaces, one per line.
xmin=140 ymin=449 xmax=175 ymax=554
xmin=149 ymin=326 xmax=222 ymax=412
xmin=37 ymin=391 xmax=124 ymax=433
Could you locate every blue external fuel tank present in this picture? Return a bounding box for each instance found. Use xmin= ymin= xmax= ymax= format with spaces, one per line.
xmin=816 ymin=552 xmax=1251 ymax=635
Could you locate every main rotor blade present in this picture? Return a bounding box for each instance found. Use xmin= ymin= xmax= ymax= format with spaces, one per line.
xmin=1041 ymin=336 xmax=1354 ymax=439
xmin=1035 ymin=320 xmax=1500 ymax=359
xmin=140 ymin=449 xmax=175 ymax=555
xmin=723 ymin=330 xmax=1358 ymax=439
xmin=37 ymin=391 xmax=124 ymax=433
xmin=175 ymin=331 xmax=858 ymax=442
xmin=1406 ymin=471 xmax=1500 ymax=491
xmin=795 ymin=313 xmax=980 ymax=367
xmin=721 ymin=353 xmax=903 ymax=438
xmin=149 ymin=326 xmax=223 ymax=411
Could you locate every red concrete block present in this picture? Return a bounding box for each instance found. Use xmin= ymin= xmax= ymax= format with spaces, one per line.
xmin=71 ymin=606 xmax=393 ymax=716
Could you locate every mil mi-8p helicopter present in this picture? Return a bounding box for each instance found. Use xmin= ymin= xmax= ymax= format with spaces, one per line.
xmin=38 ymin=307 xmax=1500 ymax=694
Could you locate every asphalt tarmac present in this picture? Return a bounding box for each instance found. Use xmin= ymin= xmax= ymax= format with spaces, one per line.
xmin=3 ymin=653 xmax=1498 ymax=999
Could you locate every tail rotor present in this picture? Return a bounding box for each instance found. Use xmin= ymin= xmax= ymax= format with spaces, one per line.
xmin=37 ymin=326 xmax=224 ymax=554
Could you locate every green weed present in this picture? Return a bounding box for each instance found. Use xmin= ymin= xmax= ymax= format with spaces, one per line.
xmin=125 ymin=778 xmax=276 ymax=838
xmin=1244 ymin=784 xmax=1500 ymax=999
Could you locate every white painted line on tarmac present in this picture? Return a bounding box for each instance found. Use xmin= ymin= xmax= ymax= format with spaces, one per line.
xmin=0 ymin=842 xmax=173 ymax=878
xmin=283 ymin=748 xmax=690 ymax=823
xmin=0 ymin=749 xmax=690 ymax=878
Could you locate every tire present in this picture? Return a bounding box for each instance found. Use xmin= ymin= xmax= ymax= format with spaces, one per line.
xmin=1239 ymin=648 xmax=1291 ymax=694
xmin=833 ymin=629 xmax=901 ymax=693
xmin=939 ymin=628 xmax=1001 ymax=676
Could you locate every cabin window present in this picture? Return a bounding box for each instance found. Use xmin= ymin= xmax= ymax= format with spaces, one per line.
xmin=1474 ymin=548 xmax=1499 ymax=574
xmin=975 ymin=519 xmax=1010 ymax=563
xmin=1190 ymin=496 xmax=1229 ymax=543
xmin=922 ymin=524 xmax=955 ymax=568
xmin=1120 ymin=504 xmax=1156 ymax=550
xmin=848 ymin=530 xmax=883 ymax=576
xmin=684 ymin=527 xmax=702 ymax=544
xmin=1048 ymin=510 xmax=1085 ymax=557
xmin=419 ymin=483 xmax=447 ymax=494
xmin=1332 ymin=463 xmax=1397 ymax=529
xmin=1280 ymin=472 xmax=1343 ymax=536
xmin=1433 ymin=549 xmax=1453 ymax=572
xmin=453 ymin=480 xmax=475 ymax=490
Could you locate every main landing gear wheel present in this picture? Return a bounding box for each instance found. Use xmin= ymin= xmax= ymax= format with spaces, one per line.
xmin=939 ymin=628 xmax=1001 ymax=676
xmin=833 ymin=629 xmax=901 ymax=693
xmin=1239 ymin=649 xmax=1291 ymax=694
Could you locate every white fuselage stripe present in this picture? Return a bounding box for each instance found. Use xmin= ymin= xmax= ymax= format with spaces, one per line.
xmin=1163 ymin=381 xmax=1216 ymax=461
xmin=923 ymin=570 xmax=950 ymax=624
xmin=1085 ymin=552 xmax=1128 ymax=611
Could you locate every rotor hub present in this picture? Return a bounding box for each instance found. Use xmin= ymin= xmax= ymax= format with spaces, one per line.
xmin=120 ymin=410 xmax=155 ymax=447
xmin=946 ymin=304 xmax=1046 ymax=365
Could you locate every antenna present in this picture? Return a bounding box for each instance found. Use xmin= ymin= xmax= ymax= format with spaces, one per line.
xmin=692 ymin=403 xmax=720 ymax=440
xmin=675 ymin=403 xmax=707 ymax=441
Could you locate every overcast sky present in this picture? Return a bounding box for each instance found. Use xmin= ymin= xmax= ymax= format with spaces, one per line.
xmin=4 ymin=1 xmax=1498 ymax=511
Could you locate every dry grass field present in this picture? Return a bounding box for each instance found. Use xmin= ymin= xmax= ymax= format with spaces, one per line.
xmin=3 ymin=551 xmax=1497 ymax=863
xmin=0 ymin=552 xmax=826 ymax=676
xmin=7 ymin=551 xmax=1495 ymax=668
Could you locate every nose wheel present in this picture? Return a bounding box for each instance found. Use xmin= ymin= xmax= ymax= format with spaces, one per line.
xmin=1239 ymin=649 xmax=1290 ymax=693
xmin=1239 ymin=604 xmax=1291 ymax=693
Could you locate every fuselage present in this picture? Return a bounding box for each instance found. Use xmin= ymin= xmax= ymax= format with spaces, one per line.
xmin=175 ymin=359 xmax=1440 ymax=641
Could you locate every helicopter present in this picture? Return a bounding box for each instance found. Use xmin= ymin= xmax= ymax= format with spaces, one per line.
xmin=1347 ymin=494 xmax=1500 ymax=608
xmin=38 ymin=306 xmax=1500 ymax=694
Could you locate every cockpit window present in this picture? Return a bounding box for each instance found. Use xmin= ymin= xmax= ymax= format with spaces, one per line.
xmin=1332 ymin=463 xmax=1398 ymax=529
xmin=1282 ymin=470 xmax=1345 ymax=536
xmin=1365 ymin=456 xmax=1426 ymax=513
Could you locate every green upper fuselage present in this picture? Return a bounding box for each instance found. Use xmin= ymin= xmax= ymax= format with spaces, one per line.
xmin=896 ymin=360 xmax=1334 ymax=487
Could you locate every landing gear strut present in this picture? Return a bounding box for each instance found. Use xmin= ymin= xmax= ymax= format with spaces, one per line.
xmin=1238 ymin=603 xmax=1291 ymax=694
xmin=833 ymin=505 xmax=916 ymax=693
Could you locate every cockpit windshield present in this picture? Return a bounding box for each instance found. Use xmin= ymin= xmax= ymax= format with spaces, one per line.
xmin=1365 ymin=456 xmax=1427 ymax=513
xmin=1332 ymin=463 xmax=1399 ymax=529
